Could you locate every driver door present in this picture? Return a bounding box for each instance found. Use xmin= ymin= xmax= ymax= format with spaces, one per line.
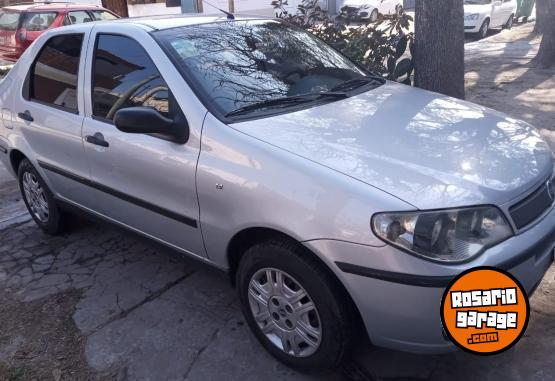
xmin=81 ymin=26 xmax=206 ymax=258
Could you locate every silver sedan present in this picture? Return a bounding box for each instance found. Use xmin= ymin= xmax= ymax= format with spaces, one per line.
xmin=0 ymin=15 xmax=553 ymax=372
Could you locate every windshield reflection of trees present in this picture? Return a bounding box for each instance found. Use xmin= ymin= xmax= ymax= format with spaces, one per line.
xmin=163 ymin=21 xmax=365 ymax=114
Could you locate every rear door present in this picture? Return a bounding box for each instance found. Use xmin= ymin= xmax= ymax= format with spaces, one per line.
xmin=12 ymin=29 xmax=94 ymax=207
xmin=63 ymin=11 xmax=94 ymax=26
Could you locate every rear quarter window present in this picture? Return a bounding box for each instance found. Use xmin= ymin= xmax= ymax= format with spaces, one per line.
xmin=23 ymin=12 xmax=57 ymax=32
xmin=0 ymin=11 xmax=21 ymax=31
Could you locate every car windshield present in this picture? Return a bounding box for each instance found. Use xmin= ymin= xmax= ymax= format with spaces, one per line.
xmin=155 ymin=20 xmax=381 ymax=118
xmin=0 ymin=11 xmax=21 ymax=31
xmin=464 ymin=0 xmax=492 ymax=4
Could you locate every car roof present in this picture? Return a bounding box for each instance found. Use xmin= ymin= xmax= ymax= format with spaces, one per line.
xmin=103 ymin=14 xmax=274 ymax=31
xmin=2 ymin=3 xmax=103 ymax=12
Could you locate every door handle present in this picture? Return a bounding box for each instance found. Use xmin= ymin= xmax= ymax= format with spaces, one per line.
xmin=85 ymin=132 xmax=109 ymax=148
xmin=17 ymin=110 xmax=34 ymax=122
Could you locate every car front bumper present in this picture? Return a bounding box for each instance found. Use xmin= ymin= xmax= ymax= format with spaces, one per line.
xmin=304 ymin=204 xmax=555 ymax=354
xmin=464 ymin=17 xmax=484 ymax=33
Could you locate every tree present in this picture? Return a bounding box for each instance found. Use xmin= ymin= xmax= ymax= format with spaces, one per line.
xmin=413 ymin=0 xmax=465 ymax=99
xmin=534 ymin=0 xmax=555 ymax=68
xmin=534 ymin=0 xmax=549 ymax=33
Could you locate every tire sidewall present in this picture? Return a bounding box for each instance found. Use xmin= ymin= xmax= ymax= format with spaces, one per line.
xmin=237 ymin=243 xmax=350 ymax=372
xmin=18 ymin=159 xmax=61 ymax=234
xmin=479 ymin=19 xmax=489 ymax=39
xmin=506 ymin=15 xmax=513 ymax=29
xmin=370 ymin=9 xmax=378 ymax=23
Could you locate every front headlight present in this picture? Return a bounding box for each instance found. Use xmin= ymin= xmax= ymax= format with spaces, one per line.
xmin=372 ymin=206 xmax=513 ymax=262
xmin=465 ymin=13 xmax=480 ymax=20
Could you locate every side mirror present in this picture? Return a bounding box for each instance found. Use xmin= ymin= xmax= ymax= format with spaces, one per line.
xmin=114 ymin=107 xmax=189 ymax=144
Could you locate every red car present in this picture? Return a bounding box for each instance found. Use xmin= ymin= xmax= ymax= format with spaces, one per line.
xmin=0 ymin=2 xmax=119 ymax=62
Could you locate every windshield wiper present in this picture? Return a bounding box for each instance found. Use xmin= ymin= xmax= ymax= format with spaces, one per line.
xmin=330 ymin=76 xmax=384 ymax=92
xmin=225 ymin=92 xmax=348 ymax=118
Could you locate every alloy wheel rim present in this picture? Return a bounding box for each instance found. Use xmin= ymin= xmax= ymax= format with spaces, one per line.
xmin=481 ymin=21 xmax=489 ymax=38
xmin=248 ymin=268 xmax=322 ymax=357
xmin=23 ymin=172 xmax=49 ymax=223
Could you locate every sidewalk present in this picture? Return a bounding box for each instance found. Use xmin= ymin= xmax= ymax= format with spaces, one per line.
xmin=465 ymin=22 xmax=555 ymax=151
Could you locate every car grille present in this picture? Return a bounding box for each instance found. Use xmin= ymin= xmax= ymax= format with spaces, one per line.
xmin=509 ymin=178 xmax=555 ymax=230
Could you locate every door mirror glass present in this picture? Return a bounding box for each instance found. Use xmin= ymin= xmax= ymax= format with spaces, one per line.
xmin=114 ymin=107 xmax=189 ymax=144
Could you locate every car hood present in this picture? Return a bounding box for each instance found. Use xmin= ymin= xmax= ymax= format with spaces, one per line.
xmin=230 ymin=82 xmax=553 ymax=210
xmin=464 ymin=4 xmax=490 ymax=14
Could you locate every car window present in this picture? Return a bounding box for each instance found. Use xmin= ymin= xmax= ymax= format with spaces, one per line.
xmin=23 ymin=12 xmax=57 ymax=32
xmin=63 ymin=11 xmax=93 ymax=26
xmin=0 ymin=11 xmax=21 ymax=31
xmin=90 ymin=10 xmax=118 ymax=21
xmin=29 ymin=34 xmax=83 ymax=112
xmin=92 ymin=34 xmax=169 ymax=121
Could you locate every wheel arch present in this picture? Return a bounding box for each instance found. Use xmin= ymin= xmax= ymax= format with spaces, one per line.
xmin=9 ymin=149 xmax=27 ymax=174
xmin=227 ymin=226 xmax=366 ymax=335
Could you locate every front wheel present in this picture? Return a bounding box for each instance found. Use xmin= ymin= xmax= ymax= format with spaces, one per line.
xmin=237 ymin=239 xmax=356 ymax=372
xmin=477 ymin=18 xmax=490 ymax=39
xmin=369 ymin=8 xmax=379 ymax=23
xmin=18 ymin=159 xmax=65 ymax=235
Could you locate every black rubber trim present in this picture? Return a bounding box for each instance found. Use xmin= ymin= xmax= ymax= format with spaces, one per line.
xmin=0 ymin=143 xmax=7 ymax=154
xmin=336 ymin=220 xmax=555 ymax=287
xmin=37 ymin=160 xmax=198 ymax=228
xmin=335 ymin=262 xmax=454 ymax=288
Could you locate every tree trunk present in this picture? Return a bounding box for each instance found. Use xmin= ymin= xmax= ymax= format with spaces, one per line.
xmin=414 ymin=0 xmax=465 ymax=99
xmin=534 ymin=0 xmax=555 ymax=67
xmin=535 ymin=0 xmax=549 ymax=33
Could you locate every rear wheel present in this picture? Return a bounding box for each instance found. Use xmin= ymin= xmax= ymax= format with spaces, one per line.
xmin=18 ymin=159 xmax=65 ymax=235
xmin=237 ymin=239 xmax=356 ymax=372
xmin=503 ymin=14 xmax=514 ymax=29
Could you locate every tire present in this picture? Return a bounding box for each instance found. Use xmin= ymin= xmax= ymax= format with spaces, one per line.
xmin=18 ymin=159 xmax=64 ymax=235
xmin=369 ymin=8 xmax=379 ymax=23
xmin=476 ymin=18 xmax=490 ymax=40
xmin=237 ymin=239 xmax=356 ymax=373
xmin=503 ymin=14 xmax=514 ymax=29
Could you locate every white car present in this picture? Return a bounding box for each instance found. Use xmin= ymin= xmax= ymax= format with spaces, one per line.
xmin=341 ymin=0 xmax=402 ymax=22
xmin=464 ymin=0 xmax=517 ymax=39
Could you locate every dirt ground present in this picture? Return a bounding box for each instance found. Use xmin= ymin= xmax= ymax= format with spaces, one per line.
xmin=0 ymin=289 xmax=101 ymax=381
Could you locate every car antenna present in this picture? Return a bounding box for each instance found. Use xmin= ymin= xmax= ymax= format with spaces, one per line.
xmin=201 ymin=0 xmax=235 ymax=20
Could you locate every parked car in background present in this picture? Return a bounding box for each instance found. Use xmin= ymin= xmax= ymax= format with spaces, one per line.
xmin=0 ymin=15 xmax=554 ymax=372
xmin=342 ymin=0 xmax=402 ymax=22
xmin=0 ymin=2 xmax=118 ymax=62
xmin=464 ymin=0 xmax=517 ymax=39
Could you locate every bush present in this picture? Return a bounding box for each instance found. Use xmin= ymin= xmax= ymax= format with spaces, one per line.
xmin=271 ymin=0 xmax=414 ymax=84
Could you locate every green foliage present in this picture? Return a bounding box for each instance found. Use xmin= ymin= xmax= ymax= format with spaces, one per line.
xmin=271 ymin=0 xmax=414 ymax=84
